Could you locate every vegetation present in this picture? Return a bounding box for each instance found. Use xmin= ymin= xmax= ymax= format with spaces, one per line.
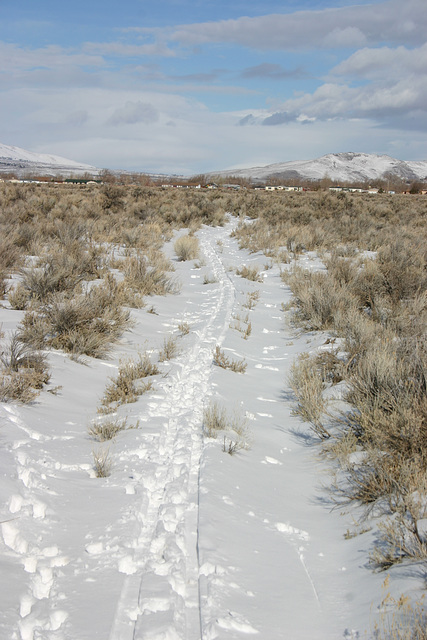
xmin=213 ymin=345 xmax=247 ymax=373
xmin=0 ymin=180 xmax=426 ymax=633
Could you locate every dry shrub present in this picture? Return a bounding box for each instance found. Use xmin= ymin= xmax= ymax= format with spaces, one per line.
xmin=0 ymin=236 xmax=22 ymax=273
xmin=345 ymin=339 xmax=427 ymax=460
xmin=287 ymin=267 xmax=358 ymax=331
xmin=18 ymin=258 xmax=83 ymax=304
xmin=18 ymin=280 xmax=131 ymax=358
xmin=324 ymin=253 xmax=358 ymax=286
xmin=158 ymin=336 xmax=179 ymax=361
xmin=177 ymin=321 xmax=190 ymax=335
xmin=99 ymin=352 xmax=159 ymax=411
xmin=376 ymin=239 xmax=426 ymax=304
xmin=0 ymin=237 xmax=22 ymax=297
xmin=88 ymin=417 xmax=133 ymax=441
xmin=213 ymin=346 xmax=247 ymax=373
xmin=203 ymin=400 xmax=250 ymax=452
xmin=203 ymin=400 xmax=228 ymax=438
xmin=370 ymin=519 xmax=426 ymax=572
xmin=122 ymin=254 xmax=178 ymax=297
xmin=373 ymin=579 xmax=427 ymax=640
xmin=174 ymin=234 xmax=200 ymax=261
xmin=236 ymin=265 xmax=262 ymax=282
xmin=243 ymin=290 xmax=260 ymax=309
xmin=289 ymin=353 xmax=330 ymax=439
xmin=92 ymin=447 xmax=112 ymax=477
xmin=0 ymin=332 xmax=50 ymax=402
xmin=8 ymin=283 xmax=30 ymax=310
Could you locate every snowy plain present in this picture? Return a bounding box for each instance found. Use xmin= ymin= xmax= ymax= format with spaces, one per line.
xmin=0 ymin=218 xmax=418 ymax=640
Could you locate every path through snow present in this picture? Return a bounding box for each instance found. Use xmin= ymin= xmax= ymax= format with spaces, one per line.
xmin=108 ymin=227 xmax=235 ymax=639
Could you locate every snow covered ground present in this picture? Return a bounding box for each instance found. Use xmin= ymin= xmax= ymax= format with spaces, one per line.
xmin=0 ymin=219 xmax=413 ymax=639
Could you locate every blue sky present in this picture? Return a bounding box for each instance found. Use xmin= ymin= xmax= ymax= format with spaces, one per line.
xmin=1 ymin=0 xmax=426 ymax=174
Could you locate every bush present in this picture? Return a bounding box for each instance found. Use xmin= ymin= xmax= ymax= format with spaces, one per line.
xmin=203 ymin=400 xmax=228 ymax=437
xmin=213 ymin=346 xmax=247 ymax=373
xmin=92 ymin=447 xmax=112 ymax=477
xmin=88 ymin=417 xmax=132 ymax=442
xmin=286 ymin=267 xmax=357 ymax=331
xmin=19 ymin=282 xmax=131 ymax=358
xmin=174 ymin=234 xmax=200 ymax=261
xmin=0 ymin=332 xmax=50 ymax=402
xmin=158 ymin=336 xmax=179 ymax=362
xmin=122 ymin=254 xmax=178 ymax=297
xmin=203 ymin=400 xmax=251 ymax=452
xmin=236 ymin=265 xmax=262 ymax=282
xmin=288 ymin=353 xmax=330 ymax=439
xmin=99 ymin=353 xmax=159 ymax=411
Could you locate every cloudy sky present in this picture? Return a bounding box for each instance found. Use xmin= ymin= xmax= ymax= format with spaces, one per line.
xmin=1 ymin=0 xmax=426 ymax=174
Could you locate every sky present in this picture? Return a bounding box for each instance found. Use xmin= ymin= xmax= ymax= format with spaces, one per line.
xmin=1 ymin=0 xmax=426 ymax=175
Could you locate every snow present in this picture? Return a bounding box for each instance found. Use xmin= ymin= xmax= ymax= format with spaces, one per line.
xmin=0 ymin=143 xmax=97 ymax=176
xmin=0 ymin=219 xmax=418 ymax=639
xmin=212 ymin=152 xmax=427 ymax=183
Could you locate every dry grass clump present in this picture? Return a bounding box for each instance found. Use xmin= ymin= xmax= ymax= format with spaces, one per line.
xmin=288 ymin=353 xmax=331 ymax=439
xmin=92 ymin=447 xmax=112 ymax=478
xmin=88 ymin=417 xmax=137 ymax=441
xmin=203 ymin=400 xmax=251 ymax=453
xmin=372 ymin=578 xmax=427 ymax=640
xmin=158 ymin=336 xmax=180 ymax=362
xmin=203 ymin=400 xmax=228 ymax=437
xmin=18 ymin=278 xmax=131 ymax=358
xmin=99 ymin=353 xmax=159 ymax=412
xmin=177 ymin=321 xmax=190 ymax=335
xmin=230 ymin=311 xmax=252 ymax=340
xmin=121 ymin=253 xmax=178 ymax=298
xmin=285 ymin=266 xmax=358 ymax=331
xmin=17 ymin=258 xmax=83 ymax=306
xmin=213 ymin=346 xmax=247 ymax=373
xmin=243 ymin=290 xmax=260 ymax=310
xmin=174 ymin=234 xmax=200 ymax=261
xmin=0 ymin=237 xmax=22 ymax=298
xmin=0 ymin=332 xmax=50 ymax=402
xmin=236 ymin=265 xmax=262 ymax=282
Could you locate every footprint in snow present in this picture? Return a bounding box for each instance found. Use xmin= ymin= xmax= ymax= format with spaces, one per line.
xmin=261 ymin=457 xmax=282 ymax=466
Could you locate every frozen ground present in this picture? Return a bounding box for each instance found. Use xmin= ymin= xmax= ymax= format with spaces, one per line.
xmin=0 ymin=219 xmax=415 ymax=639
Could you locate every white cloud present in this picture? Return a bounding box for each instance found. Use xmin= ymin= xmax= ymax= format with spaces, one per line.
xmin=240 ymin=63 xmax=307 ymax=79
xmin=82 ymin=41 xmax=175 ymax=58
xmin=0 ymin=42 xmax=104 ymax=72
xmin=255 ymin=76 xmax=427 ymax=124
xmin=331 ymin=43 xmax=427 ymax=79
xmin=164 ymin=0 xmax=426 ymax=50
xmin=107 ymin=101 xmax=159 ymax=126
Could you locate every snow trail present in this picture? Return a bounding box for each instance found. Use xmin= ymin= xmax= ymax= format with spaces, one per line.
xmin=109 ymin=227 xmax=235 ymax=640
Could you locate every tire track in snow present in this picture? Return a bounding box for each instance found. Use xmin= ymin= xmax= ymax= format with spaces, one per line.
xmin=108 ymin=227 xmax=235 ymax=640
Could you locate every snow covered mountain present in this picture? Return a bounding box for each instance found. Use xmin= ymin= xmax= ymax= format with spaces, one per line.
xmin=211 ymin=152 xmax=427 ymax=184
xmin=0 ymin=143 xmax=98 ymax=177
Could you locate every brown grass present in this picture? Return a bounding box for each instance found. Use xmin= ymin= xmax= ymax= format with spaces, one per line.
xmin=99 ymin=352 xmax=159 ymax=412
xmin=213 ymin=346 xmax=247 ymax=373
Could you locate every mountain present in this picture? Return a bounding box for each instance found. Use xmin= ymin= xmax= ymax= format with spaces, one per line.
xmin=209 ymin=152 xmax=427 ymax=184
xmin=0 ymin=143 xmax=98 ymax=177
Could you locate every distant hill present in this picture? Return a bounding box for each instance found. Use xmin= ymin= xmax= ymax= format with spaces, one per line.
xmin=208 ymin=152 xmax=427 ymax=184
xmin=2 ymin=145 xmax=427 ymax=185
xmin=0 ymin=143 xmax=98 ymax=177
